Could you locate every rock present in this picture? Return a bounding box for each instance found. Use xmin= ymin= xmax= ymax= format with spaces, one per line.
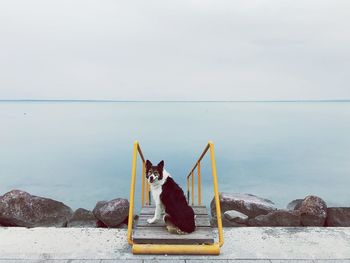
xmin=92 ymin=198 xmax=129 ymax=228
xmin=118 ymin=223 xmax=128 ymax=229
xmin=0 ymin=190 xmax=73 ymax=227
xmin=96 ymin=214 xmax=136 ymax=229
xmin=224 ymin=210 xmax=248 ymax=224
xmin=326 ymin=207 xmax=350 ymax=227
xmin=211 ymin=193 xmax=276 ymax=219
xmin=211 ymin=215 xmax=247 ymax=227
xmin=67 ymin=208 xmax=98 ymax=228
xmin=96 ymin=220 xmax=108 ymax=228
xmin=299 ymin=195 xmax=327 ymax=226
xmin=287 ymin=199 xmax=303 ymax=210
xmin=248 ymin=209 xmax=301 ymax=226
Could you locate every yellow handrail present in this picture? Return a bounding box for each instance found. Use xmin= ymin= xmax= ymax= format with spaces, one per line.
xmin=128 ymin=140 xmax=224 ymax=250
xmin=141 ymin=160 xmax=145 ymax=207
xmin=197 ymin=162 xmax=201 ymax=205
xmin=186 ymin=141 xmax=224 ymax=247
xmin=191 ymin=171 xmax=194 ymax=205
xmin=127 ymin=140 xmax=147 ymax=245
xmin=127 ymin=142 xmax=137 ymax=245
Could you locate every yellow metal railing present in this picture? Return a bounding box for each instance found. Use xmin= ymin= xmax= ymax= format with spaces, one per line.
xmin=186 ymin=141 xmax=224 ymax=247
xmin=127 ymin=140 xmax=224 ymax=254
xmin=127 ymin=141 xmax=149 ymax=245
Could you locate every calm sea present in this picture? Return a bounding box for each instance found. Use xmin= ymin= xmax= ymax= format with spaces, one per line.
xmin=0 ymin=101 xmax=349 ymax=210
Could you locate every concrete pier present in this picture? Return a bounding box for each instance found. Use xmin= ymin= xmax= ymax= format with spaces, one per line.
xmin=0 ymin=227 xmax=349 ymax=262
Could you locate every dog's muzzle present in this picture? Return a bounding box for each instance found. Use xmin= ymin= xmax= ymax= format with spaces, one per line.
xmin=149 ymin=176 xmax=154 ymax=183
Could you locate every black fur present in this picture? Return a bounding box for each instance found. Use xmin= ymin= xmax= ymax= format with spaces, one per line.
xmin=160 ymin=177 xmax=196 ymax=233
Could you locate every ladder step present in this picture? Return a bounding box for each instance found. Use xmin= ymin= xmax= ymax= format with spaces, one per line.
xmin=140 ymin=205 xmax=209 ymax=215
xmin=137 ymin=214 xmax=211 ymax=227
xmin=134 ymin=205 xmax=214 ymax=245
xmin=133 ymin=226 xmax=214 ymax=244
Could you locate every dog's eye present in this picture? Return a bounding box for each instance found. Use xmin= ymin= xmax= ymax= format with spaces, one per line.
xmin=146 ymin=172 xmax=151 ymax=178
xmin=154 ymin=171 xmax=159 ymax=176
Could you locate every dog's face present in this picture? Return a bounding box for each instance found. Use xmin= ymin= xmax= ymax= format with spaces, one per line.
xmin=145 ymin=160 xmax=164 ymax=184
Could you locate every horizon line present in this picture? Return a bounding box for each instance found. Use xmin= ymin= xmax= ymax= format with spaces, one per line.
xmin=0 ymin=99 xmax=350 ymax=103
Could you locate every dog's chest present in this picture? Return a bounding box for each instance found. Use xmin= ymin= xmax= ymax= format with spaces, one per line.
xmin=151 ymin=184 xmax=163 ymax=204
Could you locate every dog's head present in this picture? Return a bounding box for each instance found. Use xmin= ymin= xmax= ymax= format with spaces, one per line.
xmin=145 ymin=160 xmax=164 ymax=184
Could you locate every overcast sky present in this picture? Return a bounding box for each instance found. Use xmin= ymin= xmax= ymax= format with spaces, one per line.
xmin=0 ymin=0 xmax=349 ymax=100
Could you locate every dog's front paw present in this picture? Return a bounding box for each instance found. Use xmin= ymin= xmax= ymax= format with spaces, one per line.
xmin=147 ymin=218 xmax=157 ymax=224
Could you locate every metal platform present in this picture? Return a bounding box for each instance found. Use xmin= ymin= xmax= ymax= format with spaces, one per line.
xmin=133 ymin=205 xmax=214 ymax=245
xmin=128 ymin=141 xmax=223 ymax=254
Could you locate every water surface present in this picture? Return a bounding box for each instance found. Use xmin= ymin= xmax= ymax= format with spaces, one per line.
xmin=0 ymin=101 xmax=349 ymax=210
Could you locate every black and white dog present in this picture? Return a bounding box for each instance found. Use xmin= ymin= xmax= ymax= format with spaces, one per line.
xmin=145 ymin=160 xmax=196 ymax=234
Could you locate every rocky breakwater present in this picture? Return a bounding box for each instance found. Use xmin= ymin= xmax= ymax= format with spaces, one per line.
xmin=0 ymin=190 xmax=130 ymax=228
xmin=211 ymin=193 xmax=350 ymax=227
xmin=210 ymin=192 xmax=277 ymax=227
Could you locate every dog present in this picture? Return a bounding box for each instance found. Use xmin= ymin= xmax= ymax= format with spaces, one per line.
xmin=145 ymin=160 xmax=196 ymax=234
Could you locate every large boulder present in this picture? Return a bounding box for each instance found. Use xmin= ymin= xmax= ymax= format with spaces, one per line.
xmin=92 ymin=198 xmax=129 ymax=228
xmin=287 ymin=199 xmax=303 ymax=210
xmin=248 ymin=209 xmax=301 ymax=226
xmin=0 ymin=190 xmax=73 ymax=227
xmin=299 ymin=195 xmax=327 ymax=226
xmin=211 ymin=193 xmax=276 ymax=219
xmin=326 ymin=207 xmax=350 ymax=227
xmin=67 ymin=208 xmax=98 ymax=228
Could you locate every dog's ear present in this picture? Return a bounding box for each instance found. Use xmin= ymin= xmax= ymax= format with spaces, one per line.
xmin=157 ymin=160 xmax=164 ymax=180
xmin=157 ymin=160 xmax=164 ymax=169
xmin=146 ymin=160 xmax=152 ymax=169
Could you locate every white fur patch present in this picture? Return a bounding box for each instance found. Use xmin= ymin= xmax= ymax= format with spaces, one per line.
xmin=147 ymin=169 xmax=171 ymax=224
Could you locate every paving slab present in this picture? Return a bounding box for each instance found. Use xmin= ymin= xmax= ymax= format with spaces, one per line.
xmin=187 ymin=260 xmax=230 ymax=263
xmin=312 ymin=261 xmax=350 ymax=263
xmin=0 ymin=227 xmax=349 ymax=261
xmin=269 ymin=260 xmax=314 ymax=263
xmin=144 ymin=260 xmax=186 ymax=263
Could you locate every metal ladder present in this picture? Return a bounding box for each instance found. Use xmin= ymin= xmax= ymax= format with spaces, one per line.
xmin=127 ymin=141 xmax=224 ymax=255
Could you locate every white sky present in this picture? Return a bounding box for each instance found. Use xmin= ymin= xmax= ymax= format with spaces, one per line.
xmin=0 ymin=0 xmax=349 ymax=100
